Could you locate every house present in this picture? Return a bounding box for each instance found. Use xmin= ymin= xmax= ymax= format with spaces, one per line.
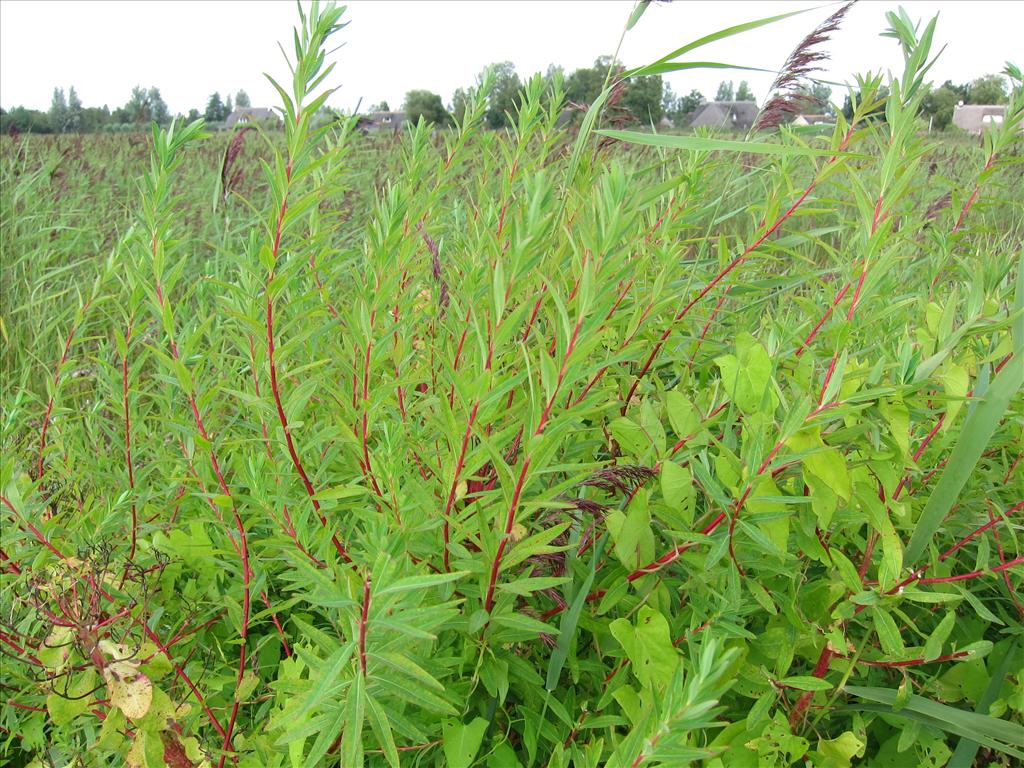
xmin=792 ymin=113 xmax=832 ymax=126
xmin=363 ymin=111 xmax=406 ymax=132
xmin=688 ymin=101 xmax=759 ymax=131
xmin=224 ymin=107 xmax=279 ymax=129
xmin=952 ymin=104 xmax=1006 ymax=135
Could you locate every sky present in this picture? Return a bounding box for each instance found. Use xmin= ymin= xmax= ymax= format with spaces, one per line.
xmin=1 ymin=1 xmax=1022 ymax=116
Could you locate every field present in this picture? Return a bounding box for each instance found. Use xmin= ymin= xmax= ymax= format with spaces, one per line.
xmin=2 ymin=4 xmax=1023 ymax=768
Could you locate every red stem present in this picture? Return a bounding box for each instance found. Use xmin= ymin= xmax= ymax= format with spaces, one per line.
xmin=37 ymin=301 xmax=91 ymax=479
xmin=121 ymin=320 xmax=137 ymax=561
xmin=358 ymin=576 xmax=371 ymax=676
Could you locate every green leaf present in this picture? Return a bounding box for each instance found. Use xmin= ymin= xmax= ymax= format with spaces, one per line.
xmin=716 ymin=333 xmax=778 ymax=415
xmin=845 ymin=686 xmax=1024 ymax=760
xmin=666 ymin=390 xmax=700 ymax=438
xmin=609 ymin=605 xmax=679 ymax=690
xmin=293 ymin=643 xmax=354 ymax=721
xmin=872 ymin=606 xmax=905 ymax=657
xmin=923 ymin=611 xmax=956 ymax=662
xmin=547 ymin=535 xmax=605 ymax=691
xmin=817 ymin=731 xmax=866 ymax=767
xmin=376 ymin=570 xmax=466 ymax=596
xmin=905 ymin=353 xmax=1024 ymax=563
xmin=606 ymin=489 xmax=654 ymax=570
xmin=781 ymin=676 xmax=834 ymax=691
xmin=443 ymin=717 xmax=489 ymax=768
xmin=948 ymin=642 xmax=1019 ymax=768
xmin=660 ymin=460 xmax=694 ymax=520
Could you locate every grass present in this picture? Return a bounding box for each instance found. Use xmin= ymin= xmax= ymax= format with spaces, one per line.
xmin=1 ymin=3 xmax=1022 ymax=767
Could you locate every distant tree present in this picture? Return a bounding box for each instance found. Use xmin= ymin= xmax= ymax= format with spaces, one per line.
xmin=120 ymin=86 xmax=150 ymax=124
xmin=482 ymin=61 xmax=522 ymax=129
xmin=450 ymin=88 xmax=470 ymax=124
xmin=662 ymin=83 xmax=677 ymax=118
xmin=225 ymin=95 xmax=234 ymax=116
xmin=404 ymin=89 xmax=449 ymax=126
xmin=235 ymin=89 xmax=251 ymax=108
xmin=566 ymin=62 xmax=607 ymax=106
xmin=1 ymin=106 xmax=52 ymax=134
xmin=622 ymin=74 xmax=663 ymax=124
xmin=966 ymin=74 xmax=1007 ymax=104
xmin=921 ymin=81 xmax=963 ymax=130
xmin=369 ymin=100 xmax=390 ymax=112
xmin=715 ymin=81 xmax=735 ymax=102
xmin=187 ymin=108 xmax=202 ymax=123
xmin=799 ymin=82 xmax=833 ymax=114
xmin=66 ymin=86 xmax=84 ymax=132
xmin=672 ymin=89 xmax=705 ymax=127
xmin=50 ymin=87 xmax=68 ymax=132
xmin=735 ymin=81 xmax=755 ymax=102
xmin=80 ymin=105 xmax=110 ymax=133
xmin=593 ymin=55 xmax=622 ymax=73
xmin=205 ymin=92 xmax=226 ymax=123
xmin=147 ymin=87 xmax=169 ymax=125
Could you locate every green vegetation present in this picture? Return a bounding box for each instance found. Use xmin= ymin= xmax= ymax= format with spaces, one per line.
xmin=1 ymin=3 xmax=1022 ymax=767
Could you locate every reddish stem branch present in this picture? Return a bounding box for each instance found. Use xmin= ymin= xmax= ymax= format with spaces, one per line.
xmin=358 ymin=576 xmax=371 ymax=676
xmin=797 ymin=283 xmax=850 ymax=357
xmin=121 ymin=320 xmax=137 ymax=561
xmin=263 ymin=159 xmax=351 ymax=563
xmin=37 ymin=301 xmax=91 ymax=480
xmin=484 ymin=317 xmax=583 ymax=612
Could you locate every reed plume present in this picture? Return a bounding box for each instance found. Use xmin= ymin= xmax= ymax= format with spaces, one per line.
xmin=755 ymin=2 xmax=856 ymax=130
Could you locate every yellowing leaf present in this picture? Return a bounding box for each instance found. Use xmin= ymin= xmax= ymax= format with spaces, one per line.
xmin=939 ymin=362 xmax=969 ymax=430
xmin=880 ymin=398 xmax=910 ymax=459
xmin=787 ymin=427 xmax=851 ymax=528
xmin=39 ymin=625 xmax=74 ymax=672
xmin=105 ymin=661 xmax=153 ymax=720
xmin=817 ymin=731 xmax=866 ymax=767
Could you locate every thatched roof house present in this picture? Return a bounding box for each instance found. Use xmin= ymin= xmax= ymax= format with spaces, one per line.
xmin=952 ymin=104 xmax=1006 ymax=135
xmin=689 ymin=101 xmax=759 ymax=131
xmin=225 ymin=107 xmax=279 ymax=129
xmin=792 ymin=113 xmax=832 ymax=126
xmin=364 ymin=111 xmax=406 ymax=132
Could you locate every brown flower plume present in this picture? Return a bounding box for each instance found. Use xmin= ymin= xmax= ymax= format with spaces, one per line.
xmin=755 ymin=2 xmax=856 ymax=131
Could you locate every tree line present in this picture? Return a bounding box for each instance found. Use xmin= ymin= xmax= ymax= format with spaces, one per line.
xmin=1 ymin=65 xmax=1012 ymax=136
xmin=394 ymin=59 xmax=766 ymax=130
xmin=0 ymin=86 xmax=254 ymax=135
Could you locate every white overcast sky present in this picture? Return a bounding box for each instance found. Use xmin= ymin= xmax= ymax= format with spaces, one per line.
xmin=1 ymin=1 xmax=1021 ymax=115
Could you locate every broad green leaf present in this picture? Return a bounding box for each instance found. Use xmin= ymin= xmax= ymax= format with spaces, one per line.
xmin=666 ymin=390 xmax=700 ymax=438
xmin=609 ymin=605 xmax=679 ymax=690
xmin=660 ymin=460 xmax=695 ymax=523
xmin=817 ymin=731 xmax=866 ymax=767
xmin=716 ymin=333 xmax=778 ymax=415
xmin=606 ymin=489 xmax=654 ymax=570
xmin=443 ymin=717 xmax=489 ymax=768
